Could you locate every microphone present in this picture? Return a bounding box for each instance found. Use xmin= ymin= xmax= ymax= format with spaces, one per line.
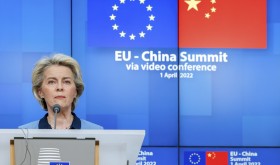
xmin=52 ymin=104 xmax=61 ymax=129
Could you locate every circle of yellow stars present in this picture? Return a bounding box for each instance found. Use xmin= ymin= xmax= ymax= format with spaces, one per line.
xmin=189 ymin=153 xmax=201 ymax=164
xmin=184 ymin=0 xmax=217 ymax=19
xmin=109 ymin=0 xmax=156 ymax=40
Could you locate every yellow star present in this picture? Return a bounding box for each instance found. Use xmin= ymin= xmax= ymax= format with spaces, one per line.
xmin=211 ymin=7 xmax=216 ymax=12
xmin=205 ymin=13 xmax=210 ymax=19
xmin=185 ymin=0 xmax=201 ymax=11
xmin=211 ymin=0 xmax=216 ymax=4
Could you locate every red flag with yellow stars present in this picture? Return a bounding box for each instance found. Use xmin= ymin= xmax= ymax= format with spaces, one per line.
xmin=179 ymin=0 xmax=267 ymax=48
xmin=206 ymin=151 xmax=228 ymax=165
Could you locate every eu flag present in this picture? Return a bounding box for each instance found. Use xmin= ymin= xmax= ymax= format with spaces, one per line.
xmin=184 ymin=151 xmax=206 ymax=165
xmin=87 ymin=0 xmax=177 ymax=48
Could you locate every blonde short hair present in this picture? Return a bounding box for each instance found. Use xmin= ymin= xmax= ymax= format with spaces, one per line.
xmin=32 ymin=53 xmax=84 ymax=111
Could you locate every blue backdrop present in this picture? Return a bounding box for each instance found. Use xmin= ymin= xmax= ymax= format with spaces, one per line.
xmin=0 ymin=0 xmax=279 ymax=164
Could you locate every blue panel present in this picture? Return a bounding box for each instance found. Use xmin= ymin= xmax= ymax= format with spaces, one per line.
xmin=268 ymin=0 xmax=280 ymax=22
xmin=0 ymin=0 xmax=21 ymax=51
xmin=86 ymin=114 xmax=118 ymax=129
xmin=180 ymin=116 xmax=243 ymax=146
xmin=0 ymin=52 xmax=22 ymax=83
xmin=271 ymin=23 xmax=280 ymax=54
xmin=0 ymin=115 xmax=22 ymax=128
xmin=180 ymin=72 xmax=212 ymax=116
xmin=22 ymin=0 xmax=54 ymax=52
xmin=71 ymin=0 xmax=87 ymax=119
xmin=149 ymin=71 xmax=178 ymax=145
xmin=0 ymin=84 xmax=22 ymax=115
xmin=243 ymin=116 xmax=280 ymax=146
xmin=180 ymin=47 xmax=280 ymax=146
xmin=54 ymin=0 xmax=71 ymax=54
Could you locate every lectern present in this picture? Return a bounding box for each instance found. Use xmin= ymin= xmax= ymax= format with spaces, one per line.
xmin=0 ymin=129 xmax=145 ymax=165
xmin=11 ymin=137 xmax=98 ymax=165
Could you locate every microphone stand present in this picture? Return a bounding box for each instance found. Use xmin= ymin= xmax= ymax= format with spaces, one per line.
xmin=52 ymin=104 xmax=61 ymax=129
xmin=54 ymin=111 xmax=58 ymax=129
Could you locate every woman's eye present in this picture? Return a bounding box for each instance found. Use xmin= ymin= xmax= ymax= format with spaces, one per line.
xmin=64 ymin=80 xmax=71 ymax=84
xmin=48 ymin=80 xmax=55 ymax=84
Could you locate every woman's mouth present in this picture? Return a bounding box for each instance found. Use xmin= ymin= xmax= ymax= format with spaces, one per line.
xmin=55 ymin=96 xmax=65 ymax=99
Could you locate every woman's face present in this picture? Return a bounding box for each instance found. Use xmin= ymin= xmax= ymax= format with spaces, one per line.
xmin=38 ymin=65 xmax=77 ymax=111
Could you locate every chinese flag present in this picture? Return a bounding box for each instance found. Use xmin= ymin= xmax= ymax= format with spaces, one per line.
xmin=179 ymin=0 xmax=267 ymax=48
xmin=206 ymin=151 xmax=228 ymax=165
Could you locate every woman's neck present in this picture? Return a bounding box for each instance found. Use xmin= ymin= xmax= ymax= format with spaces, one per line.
xmin=47 ymin=110 xmax=73 ymax=129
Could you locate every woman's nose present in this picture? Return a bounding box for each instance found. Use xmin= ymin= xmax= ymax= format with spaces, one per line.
xmin=56 ymin=82 xmax=63 ymax=91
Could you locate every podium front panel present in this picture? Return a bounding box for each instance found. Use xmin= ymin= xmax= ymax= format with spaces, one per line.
xmin=14 ymin=138 xmax=95 ymax=165
xmin=0 ymin=129 xmax=145 ymax=165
